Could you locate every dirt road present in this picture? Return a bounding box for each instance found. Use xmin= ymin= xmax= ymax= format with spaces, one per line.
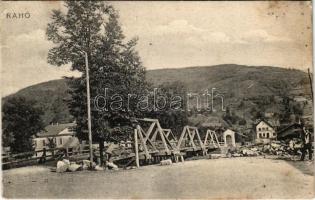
xmin=3 ymin=157 xmax=314 ymax=199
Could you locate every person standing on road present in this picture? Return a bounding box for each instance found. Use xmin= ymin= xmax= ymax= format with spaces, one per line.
xmin=300 ymin=126 xmax=313 ymax=161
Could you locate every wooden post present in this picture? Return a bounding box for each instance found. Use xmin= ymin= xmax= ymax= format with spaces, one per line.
xmin=177 ymin=126 xmax=187 ymax=150
xmin=187 ymin=128 xmax=196 ymax=149
xmin=43 ymin=148 xmax=46 ymax=163
xmin=213 ymin=131 xmax=220 ymax=148
xmin=66 ymin=147 xmax=69 ymax=158
xmin=144 ymin=122 xmax=156 ymax=141
xmin=204 ymin=130 xmax=209 ymax=146
xmin=156 ymin=122 xmax=170 ymax=154
xmin=99 ymin=139 xmax=104 ymax=166
xmin=195 ymin=128 xmax=205 ymax=153
xmin=174 ymin=154 xmax=178 ymax=163
xmin=85 ymin=52 xmax=93 ymax=168
xmin=134 ymin=128 xmax=140 ymax=168
xmin=180 ymin=155 xmax=184 ymax=162
xmin=137 ymin=125 xmax=150 ymax=159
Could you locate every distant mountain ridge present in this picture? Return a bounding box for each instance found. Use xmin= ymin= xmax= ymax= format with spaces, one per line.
xmin=3 ymin=64 xmax=312 ymax=125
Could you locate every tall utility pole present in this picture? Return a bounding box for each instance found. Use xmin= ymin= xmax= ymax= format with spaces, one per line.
xmin=308 ymin=68 xmax=313 ymax=103
xmin=84 ymin=52 xmax=93 ymax=167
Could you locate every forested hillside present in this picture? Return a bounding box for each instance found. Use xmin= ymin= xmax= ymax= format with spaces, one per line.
xmin=3 ymin=64 xmax=312 ymax=127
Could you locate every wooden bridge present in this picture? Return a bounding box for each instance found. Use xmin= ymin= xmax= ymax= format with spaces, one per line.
xmin=2 ymin=118 xmax=224 ymax=169
xmin=132 ymin=118 xmax=223 ymax=167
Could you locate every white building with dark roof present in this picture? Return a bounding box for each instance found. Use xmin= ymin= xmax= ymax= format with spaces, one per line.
xmin=33 ymin=122 xmax=77 ymax=151
xmin=255 ymin=120 xmax=276 ymax=143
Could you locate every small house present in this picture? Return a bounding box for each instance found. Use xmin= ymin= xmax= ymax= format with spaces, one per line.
xmin=223 ymin=129 xmax=236 ymax=147
xmin=33 ymin=122 xmax=77 ymax=152
xmin=255 ymin=120 xmax=276 ymax=143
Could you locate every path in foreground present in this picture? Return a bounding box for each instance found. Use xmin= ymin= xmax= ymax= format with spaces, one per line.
xmin=3 ymin=157 xmax=314 ymax=199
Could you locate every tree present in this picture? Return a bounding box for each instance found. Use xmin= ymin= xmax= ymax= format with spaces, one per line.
xmin=250 ymin=107 xmax=264 ymax=121
xmin=46 ymin=1 xmax=110 ymax=68
xmin=147 ymin=81 xmax=188 ymax=136
xmin=46 ymin=2 xmax=148 ymax=165
xmin=51 ymin=96 xmax=72 ymax=124
xmin=238 ymin=100 xmax=245 ymax=108
xmin=2 ymin=97 xmax=45 ymax=153
xmin=223 ymin=106 xmax=232 ymax=124
xmin=238 ymin=118 xmax=247 ymax=126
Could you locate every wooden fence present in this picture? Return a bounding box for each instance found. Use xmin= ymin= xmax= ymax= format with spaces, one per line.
xmin=2 ymin=145 xmax=91 ymax=170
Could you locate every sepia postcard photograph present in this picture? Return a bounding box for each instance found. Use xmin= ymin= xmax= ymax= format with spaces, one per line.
xmin=1 ymin=0 xmax=314 ymax=199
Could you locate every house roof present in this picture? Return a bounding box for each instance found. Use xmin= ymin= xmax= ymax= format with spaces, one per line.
xmin=223 ymin=129 xmax=235 ymax=134
xmin=222 ymin=128 xmax=247 ymax=138
xmin=255 ymin=119 xmax=274 ymax=129
xmin=37 ymin=122 xmax=75 ymax=138
xmin=277 ymin=123 xmax=302 ymax=140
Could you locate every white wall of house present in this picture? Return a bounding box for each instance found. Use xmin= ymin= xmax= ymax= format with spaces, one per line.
xmin=33 ymin=135 xmax=73 ymax=150
xmin=256 ymin=121 xmax=276 ymax=140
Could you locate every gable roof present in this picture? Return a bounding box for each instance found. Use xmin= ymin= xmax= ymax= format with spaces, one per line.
xmin=37 ymin=122 xmax=75 ymax=138
xmin=255 ymin=119 xmax=274 ymax=129
xmin=277 ymin=123 xmax=302 ymax=140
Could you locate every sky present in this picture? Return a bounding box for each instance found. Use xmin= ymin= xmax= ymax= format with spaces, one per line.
xmin=1 ymin=1 xmax=313 ymax=97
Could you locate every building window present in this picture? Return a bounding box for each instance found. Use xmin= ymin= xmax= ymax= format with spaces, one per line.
xmin=59 ymin=138 xmax=63 ymax=145
xmin=273 ymin=133 xmax=276 ymax=136
xmin=266 ymin=132 xmax=270 ymax=138
xmin=258 ymin=128 xmax=261 ymax=131
xmin=266 ymin=127 xmax=269 ymax=130
xmin=42 ymin=140 xmax=46 ymax=146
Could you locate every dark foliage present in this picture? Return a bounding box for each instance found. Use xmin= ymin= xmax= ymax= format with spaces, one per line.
xmin=2 ymin=97 xmax=45 ymax=153
xmin=46 ymin=1 xmax=148 ymax=143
